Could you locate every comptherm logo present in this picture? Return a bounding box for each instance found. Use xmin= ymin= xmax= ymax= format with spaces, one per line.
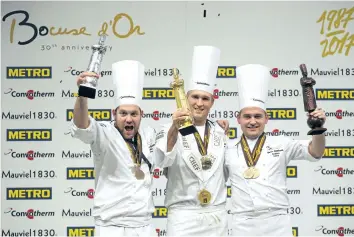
xmin=66 ymin=168 xmax=95 ymax=180
xmin=64 ymin=187 xmax=95 ymax=199
xmin=142 ymin=110 xmax=172 ymax=120
xmin=270 ymin=68 xmax=298 ymax=78
xmin=6 ymin=187 xmax=52 ymax=200
xmin=6 ymin=129 xmax=52 ymax=141
xmin=66 ymin=109 xmax=111 ymax=121
xmin=266 ymin=108 xmax=296 ymax=120
xmin=4 ymin=148 xmax=55 ymax=160
xmin=323 ymin=147 xmax=354 ymax=158
xmin=317 ymin=204 xmax=354 ymax=216
xmin=325 ymin=109 xmax=354 ymax=119
xmin=4 ymin=88 xmax=55 ymax=99
xmin=315 ymin=225 xmax=354 ymax=236
xmin=316 ymin=89 xmax=354 ymax=100
xmin=151 ymin=168 xmax=163 ymax=179
xmin=4 ymin=207 xmax=54 ymax=219
xmin=64 ymin=66 xmax=111 ymax=77
xmin=213 ymin=88 xmax=238 ymax=99
xmin=265 ymin=129 xmax=300 ymax=137
xmin=6 ymin=67 xmax=52 ymax=79
xmin=314 ymin=166 xmax=354 ymax=177
xmin=156 ymin=228 xmax=167 ymax=236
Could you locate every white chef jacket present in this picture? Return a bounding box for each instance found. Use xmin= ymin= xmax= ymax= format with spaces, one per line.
xmin=155 ymin=121 xmax=229 ymax=236
xmin=225 ymin=135 xmax=322 ymax=236
xmin=70 ymin=116 xmax=156 ymax=228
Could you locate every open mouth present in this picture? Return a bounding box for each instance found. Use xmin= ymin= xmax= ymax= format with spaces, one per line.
xmin=125 ymin=126 xmax=134 ymax=131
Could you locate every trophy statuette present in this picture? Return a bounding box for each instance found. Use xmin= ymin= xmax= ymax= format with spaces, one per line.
xmin=299 ymin=64 xmax=327 ymax=135
xmin=170 ymin=68 xmax=197 ymax=136
xmin=78 ymin=35 xmax=108 ymax=99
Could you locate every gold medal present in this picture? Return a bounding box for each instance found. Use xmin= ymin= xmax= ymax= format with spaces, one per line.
xmin=243 ymin=167 xmax=260 ymax=179
xmin=252 ymin=167 xmax=260 ymax=179
xmin=243 ymin=167 xmax=254 ymax=179
xmin=198 ymin=189 xmax=212 ymax=205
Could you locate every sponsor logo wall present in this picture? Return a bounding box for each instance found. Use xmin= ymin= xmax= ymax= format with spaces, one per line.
xmin=1 ymin=1 xmax=354 ymax=236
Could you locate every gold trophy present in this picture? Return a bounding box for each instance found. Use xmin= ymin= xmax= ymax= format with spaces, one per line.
xmin=170 ymin=68 xmax=197 ymax=136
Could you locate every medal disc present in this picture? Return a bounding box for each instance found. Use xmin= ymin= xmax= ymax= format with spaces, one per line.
xmin=252 ymin=167 xmax=260 ymax=179
xmin=198 ymin=189 xmax=212 ymax=205
xmin=243 ymin=167 xmax=254 ymax=179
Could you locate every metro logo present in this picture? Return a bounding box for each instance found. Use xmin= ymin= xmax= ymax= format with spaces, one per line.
xmin=228 ymin=128 xmax=237 ymax=139
xmin=316 ymin=89 xmax=354 ymax=100
xmin=7 ymin=67 xmax=52 ymax=79
xmin=143 ymin=88 xmax=174 ymax=100
xmin=266 ymin=108 xmax=296 ymax=120
xmin=323 ymin=147 xmax=354 ymax=158
xmin=6 ymin=187 xmax=52 ymax=200
xmin=66 ymin=109 xmax=111 ymax=121
xmin=317 ymin=204 xmax=354 ymax=216
xmin=287 ymin=166 xmax=298 ymax=178
xmin=6 ymin=129 xmax=52 ymax=141
xmin=153 ymin=206 xmax=168 ymax=218
xmin=292 ymin=227 xmax=298 ymax=237
xmin=66 ymin=168 xmax=95 ymax=180
xmin=67 ymin=227 xmax=94 ymax=236
xmin=216 ymin=66 xmax=236 ymax=78
xmin=227 ymin=186 xmax=231 ymax=198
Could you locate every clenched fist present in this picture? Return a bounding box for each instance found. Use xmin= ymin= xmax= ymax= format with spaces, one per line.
xmin=76 ymin=71 xmax=99 ymax=87
xmin=172 ymin=108 xmax=192 ymax=130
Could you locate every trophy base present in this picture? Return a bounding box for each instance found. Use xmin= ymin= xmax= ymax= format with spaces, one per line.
xmin=307 ymin=127 xmax=327 ymax=135
xmin=78 ymin=85 xmax=96 ymax=99
xmin=179 ymin=125 xmax=197 ymax=136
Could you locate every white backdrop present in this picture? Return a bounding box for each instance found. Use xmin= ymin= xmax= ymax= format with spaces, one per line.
xmin=2 ymin=1 xmax=354 ymax=236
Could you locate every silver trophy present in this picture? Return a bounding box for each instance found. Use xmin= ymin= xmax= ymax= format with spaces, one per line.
xmin=78 ymin=35 xmax=108 ymax=99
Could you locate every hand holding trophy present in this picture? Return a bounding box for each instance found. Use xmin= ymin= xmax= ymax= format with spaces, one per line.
xmin=299 ymin=64 xmax=327 ymax=135
xmin=170 ymin=68 xmax=197 ymax=136
xmin=78 ymin=35 xmax=108 ymax=99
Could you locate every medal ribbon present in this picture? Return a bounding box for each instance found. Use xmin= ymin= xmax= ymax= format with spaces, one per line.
xmin=125 ymin=133 xmax=142 ymax=167
xmin=240 ymin=132 xmax=266 ymax=167
xmin=193 ymin=121 xmax=210 ymax=156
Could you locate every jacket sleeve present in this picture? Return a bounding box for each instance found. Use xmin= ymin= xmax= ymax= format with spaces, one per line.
xmin=284 ymin=138 xmax=321 ymax=165
xmin=70 ymin=116 xmax=106 ymax=146
xmin=154 ymin=123 xmax=180 ymax=168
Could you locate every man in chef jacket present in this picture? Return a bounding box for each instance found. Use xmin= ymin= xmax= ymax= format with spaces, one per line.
xmin=70 ymin=60 xmax=157 ymax=237
xmin=225 ymin=64 xmax=326 ymax=236
xmin=154 ymin=46 xmax=229 ymax=236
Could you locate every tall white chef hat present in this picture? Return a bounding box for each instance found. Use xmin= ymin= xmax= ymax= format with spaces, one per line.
xmin=112 ymin=60 xmax=145 ymax=108
xmin=187 ymin=45 xmax=221 ymax=95
xmin=236 ymin=64 xmax=271 ymax=111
